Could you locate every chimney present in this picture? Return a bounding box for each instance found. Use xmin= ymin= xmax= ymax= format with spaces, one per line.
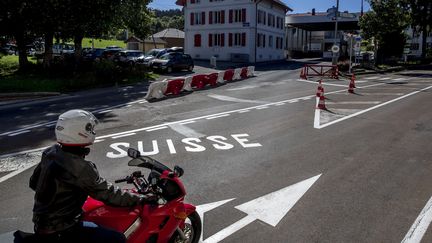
xmin=312 ymin=8 xmax=316 ymax=15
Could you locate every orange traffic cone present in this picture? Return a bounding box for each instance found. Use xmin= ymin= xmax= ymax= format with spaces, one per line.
xmin=316 ymin=86 xmax=322 ymax=97
xmin=317 ymin=94 xmax=326 ymax=110
xmin=348 ymin=78 xmax=355 ymax=93
xmin=351 ymin=73 xmax=356 ymax=88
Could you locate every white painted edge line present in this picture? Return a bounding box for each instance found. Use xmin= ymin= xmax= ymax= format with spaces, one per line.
xmin=314 ymin=97 xmax=320 ymax=128
xmin=8 ymin=130 xmax=31 ymax=137
xmin=326 ymin=101 xmax=381 ymax=105
xmin=94 ymin=139 xmax=105 ymax=143
xmin=98 ymin=109 xmax=113 ymax=114
xmin=256 ymin=106 xmax=269 ymax=110
xmin=146 ymin=126 xmax=168 ymax=132
xmin=365 ymin=76 xmax=379 ymax=80
xmin=289 ymin=100 xmax=299 ymax=103
xmin=0 ymin=121 xmax=55 ymax=136
xmin=296 ymin=79 xmax=348 ymax=87
xmin=206 ymin=114 xmax=230 ymax=120
xmin=238 ymin=110 xmax=250 ymax=113
xmin=0 ymin=146 xmax=49 ymax=159
xmin=316 ymin=85 xmax=432 ymax=129
xmin=0 ymin=163 xmax=39 ymax=183
xmin=112 ymin=133 xmax=136 ymax=139
xmin=179 ymin=121 xmax=196 ymax=125
xmin=401 ymin=195 xmax=432 ymax=243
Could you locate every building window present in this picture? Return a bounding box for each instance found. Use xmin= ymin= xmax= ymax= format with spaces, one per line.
xmin=194 ymin=34 xmax=201 ymax=47
xmin=275 ymin=37 xmax=284 ymax=49
xmin=190 ymin=0 xmax=200 ymax=4
xmin=411 ymin=43 xmax=419 ymax=50
xmin=209 ymin=33 xmax=225 ymax=47
xmin=267 ymin=14 xmax=275 ymax=27
xmin=209 ymin=10 xmax=225 ymax=24
xmin=257 ymin=33 xmax=266 ymax=48
xmin=269 ymin=36 xmax=273 ymax=48
xmin=191 ymin=12 xmax=205 ymax=25
xmin=229 ymin=33 xmax=246 ymax=47
xmin=229 ymin=9 xmax=246 ymax=23
xmin=258 ymin=10 xmax=266 ymax=25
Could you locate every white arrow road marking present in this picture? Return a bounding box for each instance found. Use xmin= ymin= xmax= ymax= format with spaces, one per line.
xmin=203 ymin=174 xmax=322 ymax=243
xmin=402 ymin=195 xmax=432 ymax=243
xmin=196 ymin=198 xmax=236 ymax=243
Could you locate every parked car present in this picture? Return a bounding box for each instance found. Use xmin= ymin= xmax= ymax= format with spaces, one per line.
xmin=141 ymin=48 xmax=168 ymax=67
xmin=83 ymin=48 xmax=106 ymax=61
xmin=151 ymin=52 xmax=194 ymax=73
xmin=101 ymin=48 xmax=122 ymax=60
xmin=167 ymin=47 xmax=184 ymax=53
xmin=106 ymin=45 xmax=121 ymax=49
xmin=52 ymin=43 xmax=74 ymax=56
xmin=113 ymin=50 xmax=145 ymax=65
xmin=1 ymin=44 xmax=17 ymax=55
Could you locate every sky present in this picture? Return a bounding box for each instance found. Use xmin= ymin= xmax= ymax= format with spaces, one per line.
xmin=149 ymin=0 xmax=371 ymax=13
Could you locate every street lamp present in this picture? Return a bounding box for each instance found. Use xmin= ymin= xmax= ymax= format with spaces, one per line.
xmin=332 ymin=0 xmax=340 ymax=65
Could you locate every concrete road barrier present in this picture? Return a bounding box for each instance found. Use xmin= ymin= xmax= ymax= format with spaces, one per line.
xmin=233 ymin=68 xmax=242 ymax=80
xmin=217 ymin=71 xmax=225 ymax=84
xmin=192 ymin=74 xmax=208 ymax=89
xmin=240 ymin=67 xmax=248 ymax=79
xmin=207 ymin=73 xmax=219 ymax=86
xmin=224 ymin=69 xmax=235 ymax=81
xmin=165 ymin=78 xmax=185 ymax=96
xmin=182 ymin=76 xmax=194 ymax=92
xmin=247 ymin=66 xmax=255 ymax=77
xmin=145 ymin=80 xmax=168 ymax=100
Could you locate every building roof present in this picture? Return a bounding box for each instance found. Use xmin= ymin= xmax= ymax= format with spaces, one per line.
xmin=126 ymin=36 xmax=167 ymax=44
xmin=153 ymin=28 xmax=185 ymax=39
xmin=176 ymin=0 xmax=292 ymax=12
xmin=286 ymin=11 xmax=361 ymax=31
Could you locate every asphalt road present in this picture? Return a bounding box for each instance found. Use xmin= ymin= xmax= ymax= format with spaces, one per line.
xmin=0 ymin=64 xmax=431 ymax=243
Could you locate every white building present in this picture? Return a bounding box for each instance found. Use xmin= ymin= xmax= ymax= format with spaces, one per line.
xmin=176 ymin=0 xmax=292 ymax=63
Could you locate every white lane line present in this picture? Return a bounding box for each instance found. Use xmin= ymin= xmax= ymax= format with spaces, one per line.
xmin=206 ymin=114 xmax=230 ymax=120
xmin=146 ymin=126 xmax=168 ymax=132
xmin=296 ymin=79 xmax=348 ymax=87
xmin=8 ymin=130 xmax=31 ymax=137
xmin=256 ymin=106 xmax=269 ymax=110
xmin=402 ymin=195 xmax=432 ymax=243
xmin=179 ymin=121 xmax=196 ymax=125
xmin=112 ymin=133 xmax=136 ymax=139
xmin=274 ymin=103 xmax=286 ymax=106
xmin=326 ymin=101 xmax=381 ymax=105
xmin=227 ymin=85 xmax=259 ymax=91
xmin=301 ymin=97 xmax=311 ymax=100
xmin=238 ymin=110 xmax=251 ymax=113
xmin=208 ymin=94 xmax=268 ymax=104
xmin=316 ymin=85 xmax=432 ymax=129
xmin=168 ymin=124 xmax=205 ymax=138
xmin=0 ymin=163 xmax=39 ymax=183
xmin=392 ymin=78 xmax=407 ymax=81
xmin=289 ymin=100 xmax=299 ymax=103
xmin=98 ymin=109 xmax=112 ymax=114
xmin=361 ymin=93 xmax=405 ymax=96
xmin=365 ymin=76 xmax=379 ymax=80
xmin=314 ymin=97 xmax=320 ymax=128
xmin=378 ymin=77 xmax=392 ymax=80
xmin=139 ymin=101 xmax=147 ymax=104
xmin=94 ymin=139 xmax=105 ymax=143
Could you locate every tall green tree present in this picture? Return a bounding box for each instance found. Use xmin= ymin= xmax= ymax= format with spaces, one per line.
xmin=360 ymin=0 xmax=409 ymax=63
xmin=401 ymin=0 xmax=432 ymax=59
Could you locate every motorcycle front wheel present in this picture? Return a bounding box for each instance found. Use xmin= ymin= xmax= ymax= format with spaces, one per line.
xmin=170 ymin=211 xmax=201 ymax=243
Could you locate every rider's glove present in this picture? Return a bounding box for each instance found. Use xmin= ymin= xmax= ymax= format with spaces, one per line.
xmin=140 ymin=193 xmax=159 ymax=205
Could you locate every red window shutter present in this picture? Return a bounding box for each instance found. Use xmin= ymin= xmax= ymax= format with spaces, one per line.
xmin=229 ymin=33 xmax=233 ymax=46
xmin=209 ymin=11 xmax=213 ymax=24
xmin=209 ymin=34 xmax=213 ymax=47
xmin=229 ymin=10 xmax=233 ymax=23
xmin=190 ymin=13 xmax=194 ymax=26
xmin=202 ymin=12 xmax=205 ymax=25
xmin=241 ymin=33 xmax=246 ymax=46
xmin=221 ymin=10 xmax=225 ymax=24
xmin=194 ymin=34 xmax=201 ymax=47
xmin=242 ymin=9 xmax=246 ymax=22
xmin=221 ymin=33 xmax=225 ymax=47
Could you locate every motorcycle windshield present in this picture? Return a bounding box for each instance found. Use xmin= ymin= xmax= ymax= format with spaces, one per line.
xmin=128 ymin=156 xmax=171 ymax=173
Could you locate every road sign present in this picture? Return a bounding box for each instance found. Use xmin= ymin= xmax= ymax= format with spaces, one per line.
xmin=331 ymin=45 xmax=340 ymax=53
xmin=196 ymin=174 xmax=322 ymax=242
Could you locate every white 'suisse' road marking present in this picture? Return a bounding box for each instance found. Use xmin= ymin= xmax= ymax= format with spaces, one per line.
xmin=402 ymin=195 xmax=432 ymax=243
xmin=168 ymin=123 xmax=205 ymax=138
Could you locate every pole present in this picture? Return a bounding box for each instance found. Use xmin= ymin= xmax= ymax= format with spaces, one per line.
xmin=349 ymin=35 xmax=353 ymax=74
xmin=332 ymin=0 xmax=339 ymax=65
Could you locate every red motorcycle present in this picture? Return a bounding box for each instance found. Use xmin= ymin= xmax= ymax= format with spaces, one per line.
xmin=13 ymin=148 xmax=201 ymax=243
xmin=82 ymin=148 xmax=201 ymax=243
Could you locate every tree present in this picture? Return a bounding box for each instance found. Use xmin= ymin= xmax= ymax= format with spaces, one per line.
xmin=359 ymin=0 xmax=409 ymax=63
xmin=401 ymin=0 xmax=432 ymax=59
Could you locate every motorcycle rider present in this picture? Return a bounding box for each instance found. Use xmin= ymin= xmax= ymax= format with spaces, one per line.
xmin=25 ymin=109 xmax=154 ymax=243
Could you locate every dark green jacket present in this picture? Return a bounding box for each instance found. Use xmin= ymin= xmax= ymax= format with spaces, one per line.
xmin=30 ymin=144 xmax=141 ymax=233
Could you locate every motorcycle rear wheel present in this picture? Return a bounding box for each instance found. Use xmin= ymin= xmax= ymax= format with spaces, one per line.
xmin=170 ymin=211 xmax=201 ymax=243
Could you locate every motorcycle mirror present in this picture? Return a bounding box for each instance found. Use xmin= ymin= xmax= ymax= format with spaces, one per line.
xmin=174 ymin=165 xmax=184 ymax=177
xmin=127 ymin=148 xmax=141 ymax=159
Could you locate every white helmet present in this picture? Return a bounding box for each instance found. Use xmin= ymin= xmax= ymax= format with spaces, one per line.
xmin=55 ymin=109 xmax=99 ymax=146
